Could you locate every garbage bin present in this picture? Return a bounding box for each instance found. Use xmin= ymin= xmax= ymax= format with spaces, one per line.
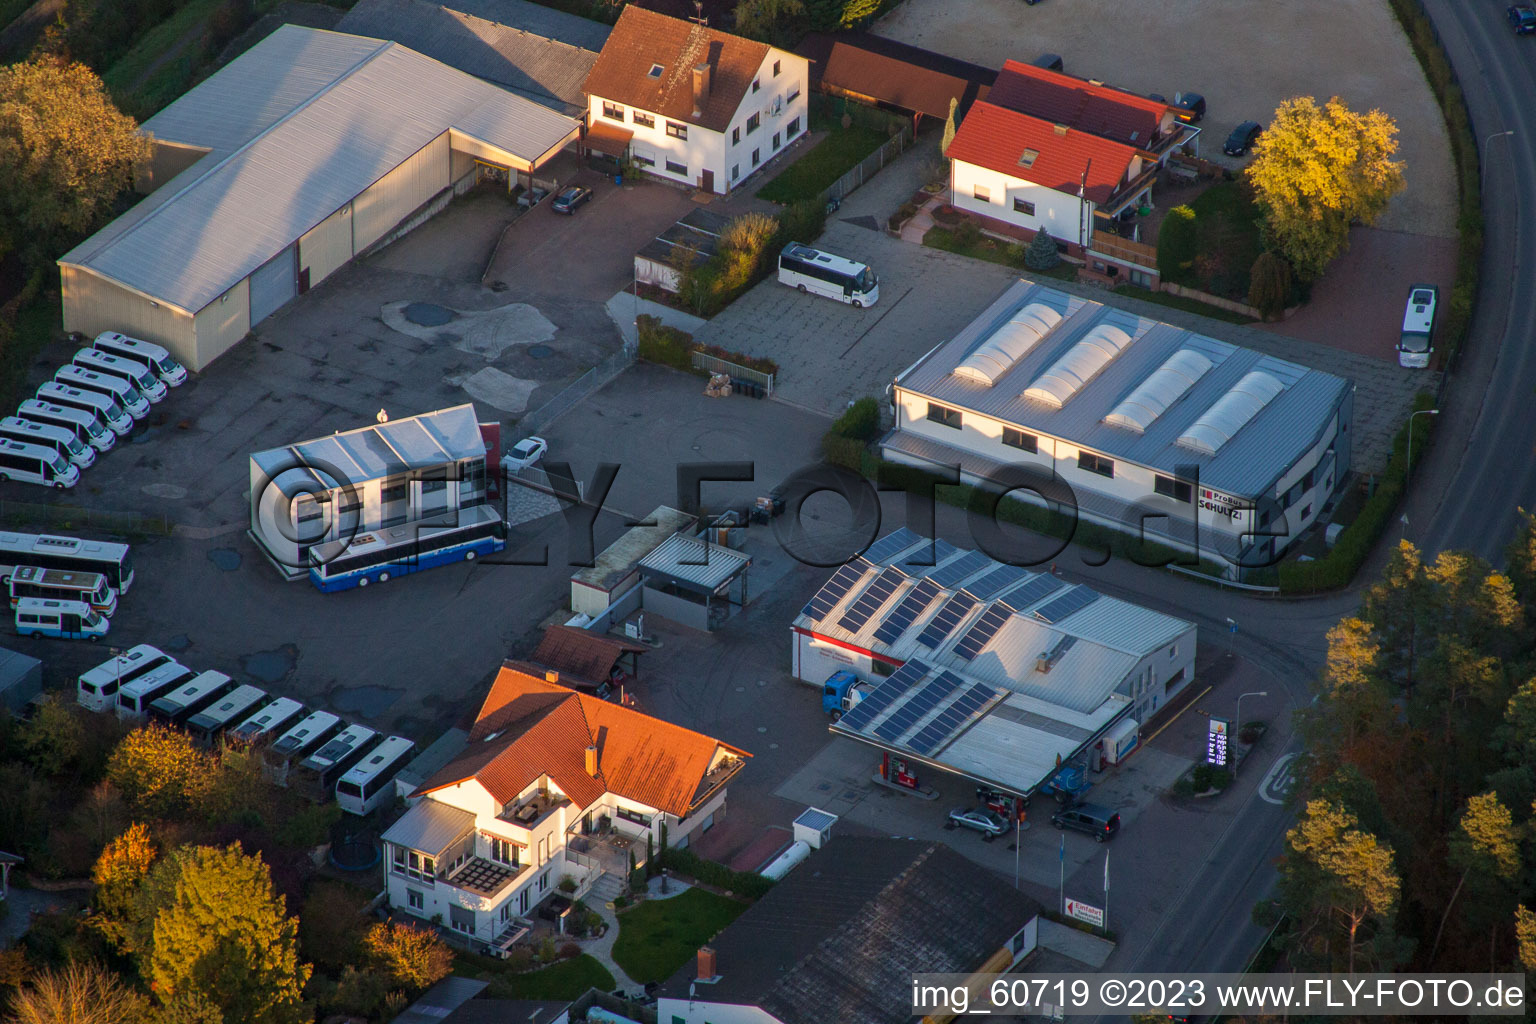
xmin=615 ymin=173 xmax=623 ymax=186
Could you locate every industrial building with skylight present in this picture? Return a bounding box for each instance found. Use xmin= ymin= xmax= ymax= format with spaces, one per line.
xmin=882 ymin=281 xmax=1355 ymax=576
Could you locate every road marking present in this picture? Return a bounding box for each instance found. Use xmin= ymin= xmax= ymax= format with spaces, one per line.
xmin=1140 ymin=685 xmax=1212 ymax=746
xmin=1258 ymin=753 xmax=1298 ymax=804
xmin=840 ymin=286 xmax=914 ymax=357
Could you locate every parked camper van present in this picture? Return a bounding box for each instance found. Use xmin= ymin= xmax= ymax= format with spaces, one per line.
xmin=17 ymin=399 xmax=115 ymax=453
xmin=185 ymin=685 xmax=269 ymax=747
xmin=0 ymin=417 xmax=94 ymax=468
xmin=0 ymin=439 xmax=80 ymax=489
xmin=88 ymin=332 xmax=188 ymax=387
xmin=147 ymin=670 xmax=235 ymax=726
xmin=116 ymin=662 xmax=195 ymax=721
xmin=76 ymin=644 xmax=170 ymax=712
xmin=54 ymin=366 xmax=150 ymax=420
xmin=228 ymin=697 xmax=305 ymax=746
xmin=37 ymin=382 xmax=134 ymax=436
xmin=15 ymin=598 xmax=107 ymax=640
xmin=263 ymin=710 xmax=342 ymax=786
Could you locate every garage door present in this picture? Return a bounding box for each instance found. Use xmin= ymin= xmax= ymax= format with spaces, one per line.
xmin=249 ymin=245 xmax=298 ymax=325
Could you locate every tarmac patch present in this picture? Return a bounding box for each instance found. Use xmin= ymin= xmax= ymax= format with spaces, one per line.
xmin=382 ymin=300 xmax=555 ymax=360
xmin=452 ymin=366 xmax=538 ymax=414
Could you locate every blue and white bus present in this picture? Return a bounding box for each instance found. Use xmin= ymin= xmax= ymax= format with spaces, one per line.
xmin=308 ymin=504 xmax=505 ymax=592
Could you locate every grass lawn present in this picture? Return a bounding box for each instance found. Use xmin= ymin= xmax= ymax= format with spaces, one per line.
xmin=923 ymin=226 xmax=1076 ymax=281
xmin=756 ymin=126 xmax=886 ymax=204
xmin=1181 ymin=180 xmax=1265 ymax=300
xmin=1112 ymin=284 xmax=1258 ymax=325
xmin=465 ymin=952 xmax=616 ymax=1001
xmin=102 ymin=0 xmax=226 ymax=116
xmin=0 ymin=290 xmax=60 ymax=411
xmin=611 ymin=888 xmax=747 ymax=984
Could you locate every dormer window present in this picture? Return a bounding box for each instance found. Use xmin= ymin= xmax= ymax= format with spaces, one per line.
xmin=1019 ymin=148 xmax=1039 ymax=168
xmin=648 ymin=63 xmax=664 ymax=78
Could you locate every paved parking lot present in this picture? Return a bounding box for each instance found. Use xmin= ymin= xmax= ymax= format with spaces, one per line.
xmin=871 ymin=0 xmax=1456 ymax=238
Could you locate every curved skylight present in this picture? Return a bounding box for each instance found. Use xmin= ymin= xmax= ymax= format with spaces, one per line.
xmin=1176 ymin=370 xmax=1285 ymax=455
xmin=1021 ymin=323 xmax=1134 ymax=408
xmin=952 ymin=302 xmax=1062 ymax=386
xmin=1103 ymin=348 xmax=1214 ymax=433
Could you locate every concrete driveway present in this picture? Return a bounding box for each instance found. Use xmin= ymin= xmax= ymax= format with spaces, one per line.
xmin=871 ymin=0 xmax=1456 ymax=239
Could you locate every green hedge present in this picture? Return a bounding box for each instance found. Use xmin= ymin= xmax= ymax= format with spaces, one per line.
xmin=658 ymin=847 xmax=774 ymax=900
xmin=831 ymin=397 xmax=881 ymax=441
xmin=636 ymin=316 xmax=779 ymax=378
xmin=1278 ymin=393 xmax=1437 ymax=593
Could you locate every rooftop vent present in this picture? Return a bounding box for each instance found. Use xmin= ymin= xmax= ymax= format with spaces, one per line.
xmin=1019 ymin=148 xmax=1039 ymax=168
xmin=1053 ymin=123 xmax=1069 ymax=136
xmin=952 ymin=302 xmax=1062 ymax=386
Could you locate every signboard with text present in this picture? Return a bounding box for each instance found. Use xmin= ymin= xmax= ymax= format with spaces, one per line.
xmin=1207 ymin=717 xmax=1230 ymax=767
xmin=1064 ymin=898 xmax=1104 ymax=928
xmin=1199 ymin=488 xmax=1248 ymax=523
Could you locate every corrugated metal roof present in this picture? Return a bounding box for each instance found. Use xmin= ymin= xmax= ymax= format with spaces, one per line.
xmin=381 ymin=796 xmax=476 ymax=854
xmin=251 ymin=404 xmax=484 ymax=492
xmin=639 ymin=533 xmax=750 ymax=590
xmin=571 ymin=505 xmax=694 ymax=589
xmin=896 ymin=281 xmax=1352 ymax=497
xmin=60 ymin=26 xmax=580 ymax=315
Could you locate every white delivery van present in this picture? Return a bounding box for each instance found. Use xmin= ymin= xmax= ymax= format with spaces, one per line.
xmin=72 ymin=349 xmax=168 ymax=403
xmin=37 ymin=382 xmax=134 ymax=436
xmin=55 ymin=366 xmax=150 ymax=420
xmin=89 ymin=332 xmax=188 ymax=387
xmin=19 ymin=399 xmax=116 ymax=453
xmin=15 ymin=597 xmax=108 ymax=640
xmin=0 ymin=416 xmax=94 ymax=468
xmin=0 ymin=438 xmax=80 ymax=489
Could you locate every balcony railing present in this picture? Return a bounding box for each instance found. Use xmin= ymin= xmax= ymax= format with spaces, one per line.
xmin=1090 ymin=231 xmax=1158 ymax=271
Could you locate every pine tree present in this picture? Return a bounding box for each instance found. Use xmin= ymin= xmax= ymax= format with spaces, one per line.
xmin=1024 ymin=229 xmax=1061 ymax=271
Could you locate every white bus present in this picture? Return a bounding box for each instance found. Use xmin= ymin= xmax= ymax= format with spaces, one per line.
xmin=116 ymin=662 xmax=195 ymax=720
xmin=88 ymin=332 xmax=188 ymax=387
xmin=263 ymin=710 xmax=342 ymax=785
xmin=228 ymin=697 xmax=306 ymax=746
xmin=778 ymin=243 xmax=879 ymax=307
xmin=15 ymin=598 xmax=108 ymax=640
xmin=77 ymin=644 xmax=171 ymax=712
xmin=36 ymin=382 xmax=134 ymax=437
xmin=18 ymin=399 xmax=115 ymax=453
xmin=147 ymin=670 xmax=236 ymax=726
xmin=335 ymin=735 xmax=416 ymax=815
xmin=0 ymin=532 xmax=135 ymax=593
xmin=1397 ymin=283 xmax=1438 ymax=369
xmin=0 ymin=438 xmax=80 ymax=489
xmin=10 ymin=566 xmax=116 ymax=616
xmin=185 ymin=684 xmax=269 ymax=747
xmin=72 ymin=349 xmax=168 ymax=404
xmin=294 ymin=724 xmax=380 ymax=802
xmin=0 ymin=417 xmax=94 ymax=469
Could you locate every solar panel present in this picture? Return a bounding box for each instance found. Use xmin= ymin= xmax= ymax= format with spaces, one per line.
xmin=926 ymin=549 xmax=991 ymax=588
xmin=1034 ymin=587 xmax=1101 ymax=623
xmin=836 ymin=660 xmax=929 ymax=732
xmin=872 ymin=670 xmax=963 ymax=742
xmin=908 ymin=684 xmax=1000 ymax=755
xmin=863 ymin=528 xmax=922 ymax=564
xmin=838 ymin=566 xmax=907 ymax=633
xmin=872 ymin=579 xmax=942 ymax=645
xmin=997 ymin=573 xmax=1063 ymax=611
xmin=897 ymin=538 xmax=959 ymax=573
xmin=801 ymin=558 xmax=872 ymax=619
xmin=964 ymin=563 xmax=1028 ymax=600
xmin=953 ymin=605 xmax=1012 ymax=661
xmin=915 ymin=593 xmax=977 ymax=649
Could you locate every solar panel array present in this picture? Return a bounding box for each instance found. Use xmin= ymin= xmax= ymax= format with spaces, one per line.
xmin=873 ymin=670 xmax=963 ymax=742
xmin=964 ymin=563 xmax=1028 ymax=600
xmin=915 ymin=592 xmax=977 ymax=649
xmin=862 ymin=528 xmax=921 ymax=564
xmin=908 ymin=683 xmax=1000 ymax=755
xmin=835 ymin=659 xmax=929 ymax=732
xmin=926 ymin=549 xmax=991 ymax=588
xmin=801 ymin=558 xmax=872 ymax=619
xmin=997 ymin=573 xmax=1063 ymax=611
xmin=837 ymin=566 xmax=906 ymax=633
xmin=895 ymin=538 xmax=958 ymax=573
xmin=872 ymin=578 xmax=942 ymax=645
xmin=953 ymin=604 xmax=1013 ymax=661
xmin=1034 ymin=587 xmax=1101 ymax=623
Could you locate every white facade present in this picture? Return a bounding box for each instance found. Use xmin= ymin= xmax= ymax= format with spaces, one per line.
xmin=949 ymin=156 xmax=1126 ymax=248
xmin=656 ymin=1000 xmax=781 ymax=1024
xmin=587 ymin=49 xmax=809 ymax=194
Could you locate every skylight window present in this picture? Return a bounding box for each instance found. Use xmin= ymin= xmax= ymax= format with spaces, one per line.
xmin=1019 ymin=148 xmax=1039 ymax=168
xmin=648 ymin=63 xmax=664 ymax=78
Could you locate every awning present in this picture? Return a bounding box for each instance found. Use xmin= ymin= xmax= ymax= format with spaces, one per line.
xmin=639 ymin=533 xmax=750 ymax=596
xmin=584 ymin=120 xmax=634 ymax=157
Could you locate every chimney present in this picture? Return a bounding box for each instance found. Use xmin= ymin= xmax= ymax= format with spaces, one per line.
xmin=545 ymin=669 xmax=559 ymax=683
xmin=1035 ymin=653 xmax=1052 ymax=674
xmin=1053 ymin=123 xmax=1069 ymax=136
xmin=692 ymin=62 xmax=711 ymax=117
xmin=697 ymin=946 xmax=717 ymax=980
xmin=585 ymin=743 xmax=599 ymax=777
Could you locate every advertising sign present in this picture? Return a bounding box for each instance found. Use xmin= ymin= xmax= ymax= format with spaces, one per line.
xmin=1199 ymin=487 xmax=1247 ymax=523
xmin=1064 ymin=898 xmax=1104 ymax=928
xmin=1207 ymin=717 xmax=1230 ymax=767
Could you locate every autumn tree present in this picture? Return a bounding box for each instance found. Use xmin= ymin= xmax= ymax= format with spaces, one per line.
xmin=1502 ymin=508 xmax=1536 ymax=616
xmin=1246 ymin=95 xmax=1405 ymax=279
xmin=940 ymin=97 xmax=959 ymax=156
xmin=3 ymin=961 xmax=149 ymax=1024
xmin=148 ymin=843 xmax=310 ymax=1024
xmin=1431 ymin=792 xmax=1521 ymax=964
xmin=1516 ymin=905 xmax=1536 ymax=971
xmin=363 ymin=921 xmax=453 ymax=992
xmin=20 ymin=696 xmax=84 ymax=777
xmin=89 ymin=822 xmax=157 ymax=952
xmin=1279 ymin=799 xmax=1402 ymax=971
xmin=106 ymin=725 xmax=210 ymax=818
xmin=0 ymin=56 xmax=151 ymax=271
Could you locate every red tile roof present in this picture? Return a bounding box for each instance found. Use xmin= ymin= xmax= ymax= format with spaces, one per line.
xmin=945 ymin=100 xmax=1139 ymax=205
xmin=796 ymin=31 xmax=994 ymax=121
xmin=987 ymin=60 xmax=1169 ymax=149
xmin=581 ymin=5 xmax=770 ymax=134
xmin=419 ymin=665 xmax=750 ymax=817
xmin=532 ymin=625 xmax=647 ymax=686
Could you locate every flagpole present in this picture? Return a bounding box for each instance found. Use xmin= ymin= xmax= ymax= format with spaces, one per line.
xmin=1103 ymin=850 xmax=1110 ymax=933
xmin=1058 ymin=833 xmax=1065 ymax=915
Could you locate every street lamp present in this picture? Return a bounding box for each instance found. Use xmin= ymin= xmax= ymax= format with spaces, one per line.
xmin=1483 ymin=129 xmax=1514 ymax=188
xmin=1234 ymin=690 xmax=1268 ymax=779
xmin=1224 ymin=617 xmax=1236 ymax=658
xmin=1405 ymin=408 xmax=1439 ymax=482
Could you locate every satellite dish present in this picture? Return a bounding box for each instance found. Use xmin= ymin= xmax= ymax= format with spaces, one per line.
xmin=376 ymin=409 xmax=389 ymax=423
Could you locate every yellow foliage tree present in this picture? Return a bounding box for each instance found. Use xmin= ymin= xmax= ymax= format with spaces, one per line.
xmin=1246 ymin=95 xmax=1405 ymax=280
xmin=89 ymin=822 xmax=158 ymax=954
xmin=105 ymin=725 xmax=211 ymax=818
xmin=362 ymin=921 xmax=453 ymax=992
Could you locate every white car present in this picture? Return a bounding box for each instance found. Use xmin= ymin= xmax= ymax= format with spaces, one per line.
xmin=500 ymin=436 xmax=548 ymax=473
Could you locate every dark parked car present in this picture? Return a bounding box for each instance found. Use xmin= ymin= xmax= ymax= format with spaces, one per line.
xmin=1510 ymin=5 xmax=1536 ymax=33
xmin=1173 ymin=92 xmax=1206 ymax=122
xmin=1223 ymin=120 xmax=1263 ymax=157
xmin=1051 ymin=802 xmax=1120 ymax=842
xmin=551 ymin=185 xmax=593 ymax=214
xmin=946 ymin=806 xmax=1009 ymax=839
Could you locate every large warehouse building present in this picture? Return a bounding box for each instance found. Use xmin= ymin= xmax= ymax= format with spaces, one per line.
xmin=882 ymin=281 xmax=1354 ymax=576
xmin=59 ymin=25 xmax=581 ymax=372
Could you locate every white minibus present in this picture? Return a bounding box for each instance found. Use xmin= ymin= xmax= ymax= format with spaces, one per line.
xmin=18 ymin=399 xmax=115 ymax=453
xmin=55 ymin=366 xmax=150 ymax=420
xmin=37 ymin=382 xmax=134 ymax=436
xmin=116 ymin=662 xmax=195 ymax=720
xmin=89 ymin=332 xmax=188 ymax=387
xmin=76 ymin=644 xmax=170 ymax=712
xmin=72 ymin=349 xmax=168 ymax=403
xmin=9 ymin=565 xmax=116 ymax=616
xmin=0 ymin=417 xmax=94 ymax=468
xmin=778 ymin=243 xmax=879 ymax=307
xmin=185 ymin=685 xmax=269 ymax=747
xmin=0 ymin=439 xmax=79 ymax=489
xmin=15 ymin=598 xmax=107 ymax=640
xmin=335 ymin=735 xmax=416 ymax=815
xmin=147 ymin=670 xmax=235 ymax=726
xmin=228 ymin=697 xmax=305 ymax=746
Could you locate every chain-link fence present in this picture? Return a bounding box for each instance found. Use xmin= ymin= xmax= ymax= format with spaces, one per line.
xmin=517 ymin=346 xmax=635 ymax=434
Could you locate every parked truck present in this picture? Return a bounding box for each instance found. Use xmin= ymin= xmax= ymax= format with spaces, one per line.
xmin=821 ymin=669 xmax=876 ymax=720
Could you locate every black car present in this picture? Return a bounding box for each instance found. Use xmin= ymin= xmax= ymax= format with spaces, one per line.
xmin=551 ymin=185 xmax=593 ymax=214
xmin=1173 ymin=92 xmax=1205 ymax=122
xmin=1051 ymin=803 xmax=1120 ymax=842
xmin=1223 ymin=120 xmax=1263 ymax=157
xmin=1510 ymin=5 xmax=1536 ymax=34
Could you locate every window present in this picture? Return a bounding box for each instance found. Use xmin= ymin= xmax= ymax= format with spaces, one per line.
xmin=973 ymin=184 xmax=991 ymax=202
xmin=407 ymin=889 xmax=423 ymax=910
xmin=773 ymin=59 xmax=781 ymax=76
xmin=489 ymin=837 xmax=519 ymax=868
xmin=632 ymin=111 xmax=655 ymax=128
xmin=787 ymin=116 xmax=800 ymax=137
xmin=1169 ymin=645 xmax=1178 ymax=659
xmin=602 ymin=101 xmax=624 ymax=121
xmin=500 ymin=905 xmax=510 ymax=922
xmin=752 ymin=79 xmax=760 ymax=93
xmin=926 ymin=403 xmax=962 ymax=429
xmin=1002 ymin=427 xmax=1037 ymax=453
xmin=632 ymin=152 xmax=655 ymax=167
xmin=751 ymin=148 xmax=760 ymax=166
xmin=773 ymin=131 xmax=781 ymax=151
xmin=648 ymin=63 xmax=664 ymax=78
xmin=1301 ymin=469 xmax=1315 ymax=490
xmin=538 ymin=870 xmax=551 ymax=893
xmin=1154 ymin=475 xmax=1193 ymax=503
xmin=788 ymin=85 xmax=801 ymax=102
xmin=1014 ymin=198 xmax=1036 ymax=216
xmin=1078 ymin=452 xmax=1114 ymax=478
xmin=732 ymin=126 xmax=740 ymax=145
xmin=380 ymin=477 xmax=407 ymax=503
xmin=617 ymin=806 xmax=653 ymax=827
xmin=731 ymin=164 xmax=740 ymax=180
xmin=1300 ymin=504 xmax=1312 ymax=520
xmin=665 ymin=159 xmax=688 ymax=175
xmin=666 ymin=121 xmax=687 ymax=139
xmin=518 ymin=889 xmax=529 ymax=913
xmin=747 ymin=113 xmax=760 ymax=134
xmin=872 ymin=660 xmax=895 ymax=677
xmin=392 ymin=845 xmax=406 ymax=875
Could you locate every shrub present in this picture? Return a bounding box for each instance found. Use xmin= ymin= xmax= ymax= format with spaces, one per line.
xmin=636 ymin=316 xmax=696 ymax=371
xmin=1247 ymin=251 xmax=1293 ymax=319
xmin=932 ymin=204 xmax=962 ymax=225
xmin=1156 ymin=205 xmax=1198 ymax=283
xmin=559 ymin=941 xmax=581 ymax=960
xmin=364 ymin=921 xmax=453 ymax=991
xmin=1024 ymin=229 xmax=1062 ymax=271
xmin=1191 ymin=764 xmax=1232 ymax=792
xmin=657 ymin=847 xmax=775 ymax=899
xmin=830 ymin=397 xmax=880 ymax=441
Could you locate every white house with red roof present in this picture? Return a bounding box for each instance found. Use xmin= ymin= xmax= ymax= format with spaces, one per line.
xmin=380 ymin=663 xmax=749 ymax=950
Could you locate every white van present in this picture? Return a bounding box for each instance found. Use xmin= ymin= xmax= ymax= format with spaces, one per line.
xmin=72 ymin=349 xmax=168 ymax=403
xmin=116 ymin=661 xmax=195 ymax=720
xmin=0 ymin=417 xmax=94 ymax=469
xmin=1397 ymin=284 xmax=1437 ymax=369
xmin=77 ymin=644 xmax=172 ymax=712
xmin=90 ymin=332 xmax=188 ymax=387
xmin=15 ymin=597 xmax=108 ymax=640
xmin=37 ymin=382 xmax=134 ymax=436
xmin=19 ymin=399 xmax=116 ymax=453
xmin=0 ymin=438 xmax=80 ymax=489
xmin=55 ymin=366 xmax=150 ymax=420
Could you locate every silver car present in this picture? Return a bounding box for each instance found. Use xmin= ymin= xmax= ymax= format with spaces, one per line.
xmin=946 ymin=807 xmax=1008 ymax=839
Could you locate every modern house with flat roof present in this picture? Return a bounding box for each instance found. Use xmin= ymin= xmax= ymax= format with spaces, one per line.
xmin=59 ymin=25 xmax=580 ymax=371
xmin=883 ymin=281 xmax=1354 ymax=575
